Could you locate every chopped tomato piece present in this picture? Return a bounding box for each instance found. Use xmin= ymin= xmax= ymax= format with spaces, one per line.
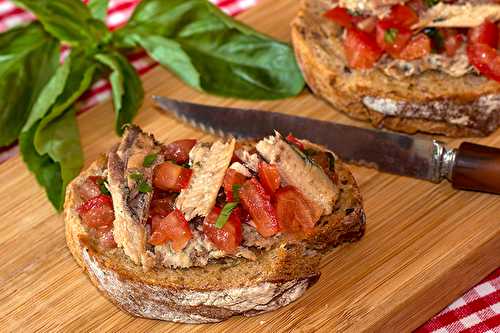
xmin=396 ymin=33 xmax=431 ymax=60
xmin=239 ymin=178 xmax=279 ymax=238
xmin=163 ymin=139 xmax=197 ymax=164
xmin=324 ymin=7 xmax=355 ymax=28
xmin=344 ymin=28 xmax=383 ymax=69
xmin=468 ymin=20 xmax=498 ymax=48
xmin=78 ymin=195 xmax=114 ymax=229
xmin=387 ymin=4 xmax=418 ymax=29
xmin=443 ymin=29 xmax=463 ymax=57
xmin=149 ymin=210 xmax=192 ymax=251
xmin=286 ymin=134 xmax=305 ymax=150
xmin=149 ymin=192 xmax=176 ymax=218
xmin=223 ymin=168 xmax=247 ymax=202
xmin=258 ymin=162 xmax=281 ymax=194
xmin=275 ymin=186 xmax=322 ymax=236
xmin=375 ymin=21 xmax=412 ymax=57
xmin=153 ymin=162 xmax=192 ymax=192
xmin=78 ymin=176 xmax=103 ymax=201
xmin=203 ymin=207 xmax=242 ymax=253
xmin=467 ymin=43 xmax=500 ymax=82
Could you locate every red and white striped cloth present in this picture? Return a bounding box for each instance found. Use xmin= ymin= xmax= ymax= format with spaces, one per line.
xmin=0 ymin=1 xmax=499 ymax=332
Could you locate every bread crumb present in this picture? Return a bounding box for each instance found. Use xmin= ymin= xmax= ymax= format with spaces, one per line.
xmin=260 ymin=321 xmax=266 ymax=325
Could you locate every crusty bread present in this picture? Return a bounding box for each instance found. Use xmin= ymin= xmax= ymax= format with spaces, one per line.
xmin=291 ymin=0 xmax=500 ymax=137
xmin=64 ymin=142 xmax=365 ymax=323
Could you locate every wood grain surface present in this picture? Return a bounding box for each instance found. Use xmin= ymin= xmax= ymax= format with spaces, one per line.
xmin=1 ymin=1 xmax=499 ymax=332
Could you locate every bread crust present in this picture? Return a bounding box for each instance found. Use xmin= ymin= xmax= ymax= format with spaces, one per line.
xmin=64 ymin=143 xmax=365 ymax=323
xmin=291 ymin=0 xmax=500 ymax=137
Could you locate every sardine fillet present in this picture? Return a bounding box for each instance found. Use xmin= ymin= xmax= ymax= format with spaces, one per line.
xmin=176 ymin=139 xmax=236 ymax=220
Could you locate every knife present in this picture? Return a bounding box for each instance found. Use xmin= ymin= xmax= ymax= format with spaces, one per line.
xmin=153 ymin=96 xmax=500 ymax=194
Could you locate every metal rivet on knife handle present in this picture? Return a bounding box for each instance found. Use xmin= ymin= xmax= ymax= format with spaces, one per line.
xmin=448 ymin=142 xmax=500 ymax=194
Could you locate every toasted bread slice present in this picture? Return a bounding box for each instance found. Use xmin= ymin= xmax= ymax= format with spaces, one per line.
xmin=291 ymin=0 xmax=500 ymax=137
xmin=64 ymin=138 xmax=365 ymax=323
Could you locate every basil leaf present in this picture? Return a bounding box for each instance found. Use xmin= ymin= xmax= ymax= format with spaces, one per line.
xmin=215 ymin=202 xmax=238 ymax=229
xmin=424 ymin=0 xmax=440 ymax=7
xmin=138 ymin=181 xmax=152 ymax=193
xmin=23 ymin=54 xmax=72 ymax=132
xmin=20 ymin=51 xmax=96 ymax=211
xmin=20 ymin=109 xmax=83 ymax=211
xmin=129 ymin=172 xmax=143 ymax=182
xmin=0 ymin=23 xmax=59 ymax=146
xmin=89 ymin=0 xmax=109 ymax=22
xmin=96 ymin=178 xmax=111 ymax=195
xmin=34 ymin=51 xmax=97 ymax=149
xmin=384 ymin=28 xmax=398 ymax=44
xmin=95 ymin=52 xmax=144 ymax=134
xmin=115 ymin=0 xmax=304 ymax=99
xmin=13 ymin=0 xmax=110 ymax=47
xmin=132 ymin=35 xmax=201 ymax=89
xmin=143 ymin=153 xmax=158 ymax=167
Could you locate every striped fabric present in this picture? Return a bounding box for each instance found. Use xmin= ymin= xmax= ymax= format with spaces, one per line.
xmin=0 ymin=1 xmax=499 ymax=332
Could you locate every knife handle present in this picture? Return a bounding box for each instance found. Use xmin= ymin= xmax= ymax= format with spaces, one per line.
xmin=450 ymin=142 xmax=500 ymax=194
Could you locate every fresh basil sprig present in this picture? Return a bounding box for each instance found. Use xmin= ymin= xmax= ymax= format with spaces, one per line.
xmin=114 ymin=0 xmax=304 ymax=99
xmin=2 ymin=0 xmax=304 ymax=211
xmin=0 ymin=23 xmax=59 ymax=147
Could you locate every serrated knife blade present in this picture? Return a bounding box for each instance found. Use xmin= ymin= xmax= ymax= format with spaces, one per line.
xmin=153 ymin=96 xmax=452 ymax=183
xmin=152 ymin=96 xmax=500 ymax=194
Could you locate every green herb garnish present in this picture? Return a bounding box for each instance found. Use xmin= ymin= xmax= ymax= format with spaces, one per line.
xmin=424 ymin=0 xmax=440 ymax=7
xmin=129 ymin=172 xmax=152 ymax=193
xmin=384 ymin=28 xmax=399 ymax=44
xmin=232 ymin=184 xmax=242 ymax=202
xmin=215 ymin=202 xmax=239 ymax=229
xmin=129 ymin=172 xmax=143 ymax=182
xmin=96 ymin=178 xmax=111 ymax=195
xmin=143 ymin=153 xmax=157 ymax=167
xmin=4 ymin=0 xmax=305 ymax=211
xmin=138 ymin=181 xmax=152 ymax=193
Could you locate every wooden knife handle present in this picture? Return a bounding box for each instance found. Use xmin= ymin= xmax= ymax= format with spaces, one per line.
xmin=451 ymin=142 xmax=500 ymax=194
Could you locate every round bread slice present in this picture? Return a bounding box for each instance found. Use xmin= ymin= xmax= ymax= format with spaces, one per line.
xmin=291 ymin=0 xmax=500 ymax=137
xmin=64 ymin=147 xmax=365 ymax=323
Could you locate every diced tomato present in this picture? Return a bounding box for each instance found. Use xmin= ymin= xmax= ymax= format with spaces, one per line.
xmin=324 ymin=7 xmax=355 ymax=28
xmin=396 ymin=33 xmax=431 ymax=60
xmin=203 ymin=206 xmax=242 ymax=253
xmin=78 ymin=176 xmax=103 ymax=201
xmin=387 ymin=4 xmax=418 ymax=29
xmin=467 ymin=43 xmax=500 ymax=82
xmin=223 ymin=169 xmax=247 ymax=202
xmin=375 ymin=21 xmax=412 ymax=57
xmin=442 ymin=29 xmax=463 ymax=57
xmin=149 ymin=193 xmax=176 ymax=218
xmin=258 ymin=162 xmax=281 ymax=194
xmin=275 ymin=186 xmax=322 ymax=237
xmin=468 ymin=20 xmax=498 ymax=48
xmin=78 ymin=195 xmax=114 ymax=229
xmin=149 ymin=209 xmax=192 ymax=251
xmin=239 ymin=178 xmax=280 ymax=238
xmin=163 ymin=139 xmax=197 ymax=164
xmin=286 ymin=134 xmax=305 ymax=150
xmin=153 ymin=162 xmax=192 ymax=192
xmin=344 ymin=28 xmax=383 ymax=69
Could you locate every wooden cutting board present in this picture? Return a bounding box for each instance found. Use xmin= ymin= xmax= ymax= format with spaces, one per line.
xmin=1 ymin=1 xmax=499 ymax=332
